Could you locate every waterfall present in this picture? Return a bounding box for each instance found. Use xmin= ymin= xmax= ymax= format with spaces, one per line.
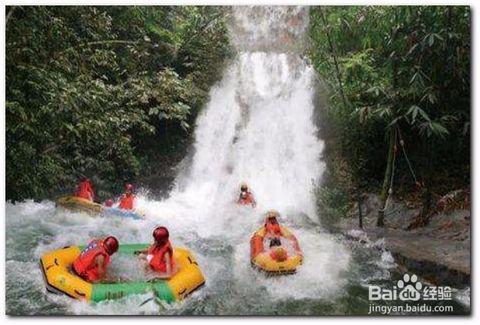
xmin=145 ymin=6 xmax=324 ymax=232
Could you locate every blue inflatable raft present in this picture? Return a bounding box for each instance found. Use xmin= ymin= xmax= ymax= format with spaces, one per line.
xmin=101 ymin=207 xmax=144 ymax=220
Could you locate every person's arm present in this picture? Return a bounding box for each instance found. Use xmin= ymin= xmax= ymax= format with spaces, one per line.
xmin=95 ymin=254 xmax=107 ymax=278
xmin=87 ymin=183 xmax=95 ymax=201
xmin=94 ymin=254 xmax=125 ymax=283
xmin=137 ymin=249 xmax=148 ymax=258
xmin=115 ymin=195 xmax=124 ymax=208
xmin=138 ymin=245 xmax=153 ymax=259
xmin=164 ymin=252 xmax=172 ymax=275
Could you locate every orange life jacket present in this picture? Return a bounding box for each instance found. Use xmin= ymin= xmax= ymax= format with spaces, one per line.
xmin=119 ymin=193 xmax=135 ymax=210
xmin=265 ymin=221 xmax=281 ymax=236
xmin=73 ymin=239 xmax=110 ymax=282
xmin=147 ymin=241 xmax=174 ymax=274
xmin=76 ymin=181 xmax=94 ymax=201
xmin=238 ymin=192 xmax=255 ymax=205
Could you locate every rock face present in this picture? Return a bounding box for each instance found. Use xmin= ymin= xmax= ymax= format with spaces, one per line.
xmin=330 ymin=193 xmax=471 ymax=287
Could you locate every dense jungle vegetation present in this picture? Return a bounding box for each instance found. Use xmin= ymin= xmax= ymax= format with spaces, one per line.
xmin=6 ymin=6 xmax=232 ymax=201
xmin=309 ymin=6 xmax=470 ymax=226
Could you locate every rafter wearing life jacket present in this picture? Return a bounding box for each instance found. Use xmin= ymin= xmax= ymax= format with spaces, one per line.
xmin=119 ymin=183 xmax=135 ymax=210
xmin=73 ymin=236 xmax=119 ymax=283
xmin=265 ymin=211 xmax=288 ymax=262
xmin=146 ymin=226 xmax=175 ymax=275
xmin=75 ymin=176 xmax=95 ymax=201
xmin=264 ymin=211 xmax=282 ymax=237
xmin=237 ymin=183 xmax=256 ymax=207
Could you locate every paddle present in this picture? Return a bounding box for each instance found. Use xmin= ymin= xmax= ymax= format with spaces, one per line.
xmin=139 ymin=288 xmax=162 ymax=307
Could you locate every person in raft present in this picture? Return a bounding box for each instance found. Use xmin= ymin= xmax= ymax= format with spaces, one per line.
xmin=269 ymin=238 xmax=289 ymax=262
xmin=72 ymin=236 xmax=119 ymax=283
xmin=140 ymin=226 xmax=176 ymax=278
xmin=118 ymin=183 xmax=135 ymax=210
xmin=264 ymin=210 xmax=282 ymax=239
xmin=264 ymin=211 xmax=289 ymax=262
xmin=237 ymin=183 xmax=256 ymax=207
xmin=75 ymin=176 xmax=95 ymax=202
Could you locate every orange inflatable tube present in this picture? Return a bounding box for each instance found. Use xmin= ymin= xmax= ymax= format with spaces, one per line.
xmin=250 ymin=225 xmax=303 ymax=274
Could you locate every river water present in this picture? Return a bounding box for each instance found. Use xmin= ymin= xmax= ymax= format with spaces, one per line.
xmin=5 ymin=6 xmax=470 ymax=315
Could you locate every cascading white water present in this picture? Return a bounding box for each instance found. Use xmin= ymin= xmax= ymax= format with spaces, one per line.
xmin=143 ymin=6 xmax=325 ymax=231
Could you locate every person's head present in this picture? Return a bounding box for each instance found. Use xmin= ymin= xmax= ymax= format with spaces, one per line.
xmin=103 ymin=236 xmax=119 ymax=255
xmin=125 ymin=183 xmax=134 ymax=194
xmin=104 ymin=199 xmax=113 ymax=207
xmin=265 ymin=210 xmax=280 ymax=224
xmin=266 ymin=216 xmax=278 ymax=225
xmin=271 ymin=247 xmax=288 ymax=262
xmin=80 ymin=175 xmax=89 ymax=182
xmin=240 ymin=183 xmax=248 ymax=193
xmin=153 ymin=226 xmax=169 ymax=246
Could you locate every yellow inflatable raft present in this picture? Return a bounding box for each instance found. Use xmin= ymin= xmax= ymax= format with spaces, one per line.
xmin=56 ymin=196 xmax=145 ymax=220
xmin=40 ymin=244 xmax=205 ymax=302
xmin=250 ymin=225 xmax=303 ymax=274
xmin=56 ymin=196 xmax=103 ymax=214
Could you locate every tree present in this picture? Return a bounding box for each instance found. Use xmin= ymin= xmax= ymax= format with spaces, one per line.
xmin=6 ymin=6 xmax=232 ymax=201
xmin=309 ymin=6 xmax=470 ymax=226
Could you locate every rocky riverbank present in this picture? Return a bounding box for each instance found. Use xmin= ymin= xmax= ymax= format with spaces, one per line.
xmin=328 ymin=193 xmax=470 ymax=287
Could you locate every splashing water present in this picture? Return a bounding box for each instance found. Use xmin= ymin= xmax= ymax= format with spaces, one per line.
xmin=5 ymin=6 xmax=468 ymax=315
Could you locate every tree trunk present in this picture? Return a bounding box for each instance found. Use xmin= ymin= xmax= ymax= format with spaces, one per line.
xmin=318 ymin=7 xmax=348 ymax=108
xmin=417 ymin=139 xmax=435 ymax=227
xmin=357 ymin=188 xmax=363 ymax=229
xmin=6 ymin=6 xmax=16 ymax=26
xmin=376 ymin=131 xmax=395 ymax=227
xmin=377 ymin=11 xmax=400 ymax=228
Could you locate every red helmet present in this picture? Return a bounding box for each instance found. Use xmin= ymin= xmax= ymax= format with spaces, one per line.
xmin=103 ymin=236 xmax=119 ymax=255
xmin=104 ymin=199 xmax=113 ymax=207
xmin=153 ymin=226 xmax=169 ymax=244
xmin=125 ymin=183 xmax=134 ymax=191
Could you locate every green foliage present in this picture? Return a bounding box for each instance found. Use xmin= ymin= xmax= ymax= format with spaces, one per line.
xmin=6 ymin=6 xmax=232 ymax=201
xmin=310 ymin=6 xmax=470 ymax=206
xmin=316 ymin=186 xmax=352 ymax=222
